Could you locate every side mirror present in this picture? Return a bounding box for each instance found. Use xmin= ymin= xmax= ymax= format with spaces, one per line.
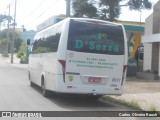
xmin=27 ymin=39 xmax=30 ymax=45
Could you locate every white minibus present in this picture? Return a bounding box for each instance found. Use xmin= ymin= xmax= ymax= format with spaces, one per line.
xmin=28 ymin=18 xmax=128 ymax=97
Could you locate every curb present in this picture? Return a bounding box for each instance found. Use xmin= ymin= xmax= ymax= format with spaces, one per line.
xmin=102 ymin=95 xmax=159 ymax=112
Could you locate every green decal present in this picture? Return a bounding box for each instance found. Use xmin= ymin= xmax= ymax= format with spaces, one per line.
xmin=68 ymin=76 xmax=73 ymax=81
xmin=75 ymin=40 xmax=83 ymax=49
xmin=89 ymin=41 xmax=95 ymax=50
xmin=96 ymin=44 xmax=102 ymax=51
xmin=108 ymin=45 xmax=113 ymax=51
xmin=114 ymin=46 xmax=119 ymax=53
xmin=74 ymin=35 xmax=120 ymax=54
xmin=102 ymin=44 xmax=108 ymax=51
xmin=98 ymin=33 xmax=102 ymax=40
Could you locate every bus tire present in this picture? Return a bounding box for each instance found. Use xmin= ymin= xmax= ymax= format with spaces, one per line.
xmin=88 ymin=95 xmax=102 ymax=100
xmin=92 ymin=95 xmax=102 ymax=100
xmin=28 ymin=71 xmax=31 ymax=80
xmin=30 ymin=81 xmax=35 ymax=87
xmin=41 ymin=78 xmax=51 ymax=97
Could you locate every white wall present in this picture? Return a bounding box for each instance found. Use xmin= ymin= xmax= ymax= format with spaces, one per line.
xmin=144 ymin=14 xmax=153 ymax=35
xmin=143 ymin=43 xmax=152 ymax=71
xmin=143 ymin=14 xmax=153 ymax=71
xmin=158 ymin=43 xmax=160 ymax=76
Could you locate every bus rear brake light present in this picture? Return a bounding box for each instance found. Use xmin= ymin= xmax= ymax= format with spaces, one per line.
xmin=58 ymin=60 xmax=66 ymax=82
xmin=121 ymin=65 xmax=127 ymax=86
xmin=114 ymin=88 xmax=120 ymax=90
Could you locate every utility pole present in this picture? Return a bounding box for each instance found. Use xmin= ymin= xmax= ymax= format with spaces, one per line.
xmin=6 ymin=4 xmax=10 ymax=57
xmin=11 ymin=0 xmax=17 ymax=63
xmin=140 ymin=11 xmax=142 ymax=26
xmin=66 ymin=0 xmax=71 ymax=17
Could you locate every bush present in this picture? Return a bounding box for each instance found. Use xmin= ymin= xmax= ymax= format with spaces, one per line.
xmin=21 ymin=55 xmax=27 ymax=61
xmin=20 ymin=55 xmax=28 ymax=64
xmin=17 ymin=40 xmax=26 ymax=58
xmin=17 ymin=51 xmax=24 ymax=58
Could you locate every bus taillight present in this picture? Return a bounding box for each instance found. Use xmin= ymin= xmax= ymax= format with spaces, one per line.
xmin=58 ymin=60 xmax=66 ymax=82
xmin=121 ymin=65 xmax=127 ymax=86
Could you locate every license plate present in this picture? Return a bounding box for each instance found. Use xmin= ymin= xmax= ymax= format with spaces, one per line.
xmin=88 ymin=77 xmax=101 ymax=83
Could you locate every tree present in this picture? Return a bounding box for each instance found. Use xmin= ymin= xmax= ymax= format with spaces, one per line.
xmin=72 ymin=0 xmax=98 ymax=18
xmin=0 ymin=38 xmax=9 ymax=54
xmin=0 ymin=14 xmax=13 ymax=30
xmin=0 ymin=29 xmax=23 ymax=53
xmin=72 ymin=0 xmax=152 ymax=21
xmin=126 ymin=0 xmax=152 ymax=11
xmin=99 ymin=0 xmax=122 ymax=21
xmin=17 ymin=40 xmax=26 ymax=58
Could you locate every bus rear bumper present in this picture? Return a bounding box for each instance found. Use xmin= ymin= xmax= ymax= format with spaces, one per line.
xmin=55 ymin=87 xmax=123 ymax=96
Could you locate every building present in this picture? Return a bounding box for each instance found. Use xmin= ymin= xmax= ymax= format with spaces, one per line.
xmin=114 ymin=20 xmax=145 ymax=76
xmin=142 ymin=1 xmax=160 ymax=79
xmin=116 ymin=21 xmax=144 ymax=58
xmin=20 ymin=30 xmax=36 ymax=41
xmin=37 ymin=15 xmax=66 ymax=32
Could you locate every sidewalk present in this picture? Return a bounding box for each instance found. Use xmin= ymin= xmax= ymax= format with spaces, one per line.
xmin=0 ymin=54 xmax=28 ymax=69
xmin=109 ymin=77 xmax=160 ymax=111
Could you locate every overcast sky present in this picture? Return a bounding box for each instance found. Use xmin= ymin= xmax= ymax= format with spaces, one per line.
xmin=0 ymin=0 xmax=159 ymax=31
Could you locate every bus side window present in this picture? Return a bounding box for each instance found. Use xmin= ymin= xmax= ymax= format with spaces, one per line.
xmin=32 ymin=33 xmax=61 ymax=54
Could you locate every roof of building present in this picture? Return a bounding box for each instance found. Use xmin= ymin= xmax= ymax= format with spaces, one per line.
xmin=123 ymin=25 xmax=144 ymax=32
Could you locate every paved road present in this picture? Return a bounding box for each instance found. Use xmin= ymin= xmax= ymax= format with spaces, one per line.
xmin=0 ymin=62 xmax=133 ymax=111
xmin=0 ymin=62 xmax=158 ymax=120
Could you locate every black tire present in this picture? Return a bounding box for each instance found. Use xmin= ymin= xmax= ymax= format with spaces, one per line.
xmin=41 ymin=80 xmax=51 ymax=97
xmin=88 ymin=95 xmax=102 ymax=100
xmin=30 ymin=81 xmax=35 ymax=87
xmin=28 ymin=71 xmax=31 ymax=80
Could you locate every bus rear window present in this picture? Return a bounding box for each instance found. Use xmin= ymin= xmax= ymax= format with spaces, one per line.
xmin=67 ymin=20 xmax=124 ymax=55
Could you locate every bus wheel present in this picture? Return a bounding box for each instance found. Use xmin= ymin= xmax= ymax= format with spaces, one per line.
xmin=88 ymin=95 xmax=102 ymax=100
xmin=28 ymin=71 xmax=30 ymax=80
xmin=30 ymin=81 xmax=35 ymax=87
xmin=41 ymin=80 xmax=50 ymax=97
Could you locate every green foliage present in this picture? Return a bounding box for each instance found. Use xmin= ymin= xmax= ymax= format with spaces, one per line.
xmin=17 ymin=51 xmax=24 ymax=58
xmin=147 ymin=104 xmax=157 ymax=112
xmin=0 ymin=14 xmax=13 ymax=22
xmin=32 ymin=33 xmax=60 ymax=53
xmin=20 ymin=55 xmax=28 ymax=64
xmin=0 ymin=14 xmax=13 ymax=30
xmin=0 ymin=29 xmax=14 ymax=39
xmin=72 ymin=0 xmax=152 ymax=21
xmin=72 ymin=0 xmax=97 ymax=18
xmin=14 ymin=38 xmax=23 ymax=52
xmin=0 ymin=38 xmax=10 ymax=54
xmin=20 ymin=55 xmax=27 ymax=61
xmin=18 ymin=41 xmax=28 ymax=64
xmin=99 ymin=0 xmax=122 ymax=21
xmin=127 ymin=0 xmax=152 ymax=11
xmin=103 ymin=96 xmax=142 ymax=110
xmin=0 ymin=28 xmax=23 ymax=53
xmin=32 ymin=47 xmax=51 ymax=54
xmin=17 ymin=41 xmax=26 ymax=58
xmin=0 ymin=38 xmax=9 ymax=45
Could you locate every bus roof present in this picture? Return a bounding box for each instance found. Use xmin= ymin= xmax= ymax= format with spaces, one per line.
xmin=34 ymin=18 xmax=123 ymax=40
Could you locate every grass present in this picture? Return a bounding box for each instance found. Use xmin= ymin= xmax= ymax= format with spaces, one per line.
xmin=147 ymin=104 xmax=157 ymax=112
xmin=102 ymin=96 xmax=160 ymax=117
xmin=102 ymin=96 xmax=142 ymax=110
xmin=102 ymin=96 xmax=159 ymax=112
